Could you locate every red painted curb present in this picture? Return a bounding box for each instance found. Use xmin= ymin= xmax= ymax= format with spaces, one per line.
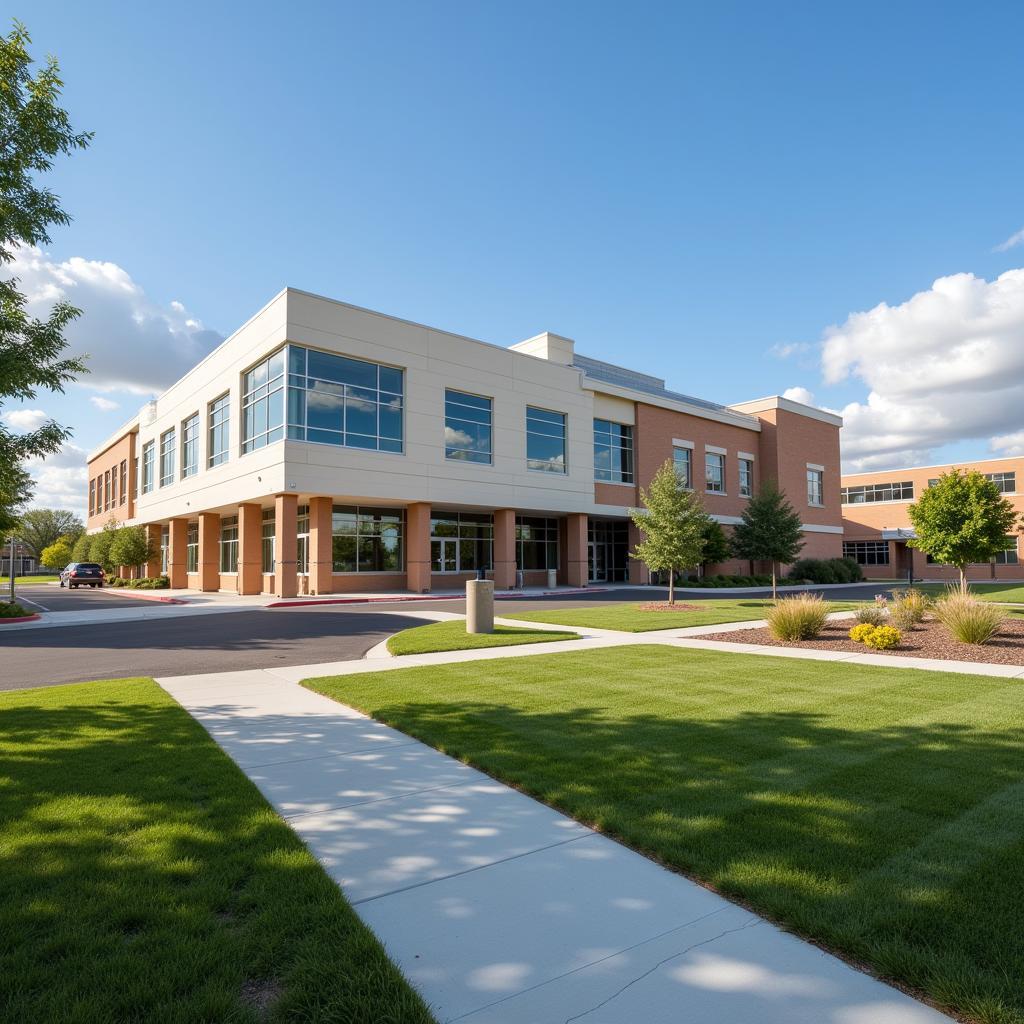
xmin=264 ymin=587 xmax=609 ymax=609
xmin=0 ymin=613 xmax=41 ymax=624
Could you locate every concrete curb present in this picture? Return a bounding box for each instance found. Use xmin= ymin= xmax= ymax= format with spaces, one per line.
xmin=0 ymin=612 xmax=41 ymax=624
xmin=93 ymin=587 xmax=187 ymax=605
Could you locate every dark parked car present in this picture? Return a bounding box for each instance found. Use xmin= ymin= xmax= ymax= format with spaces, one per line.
xmin=60 ymin=563 xmax=105 ymax=588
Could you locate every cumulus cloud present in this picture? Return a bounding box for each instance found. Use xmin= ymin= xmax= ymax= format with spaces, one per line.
xmin=782 ymin=386 xmax=816 ymax=406
xmin=24 ymin=442 xmax=89 ymax=515
xmin=770 ymin=342 xmax=812 ymax=359
xmin=10 ymin=246 xmax=223 ymax=394
xmin=994 ymin=227 xmax=1024 ymax=253
xmin=991 ymin=431 xmax=1024 ymax=457
xmin=90 ymin=396 xmax=119 ymax=412
xmin=2 ymin=408 xmax=51 ymax=432
xmin=817 ymin=268 xmax=1024 ymax=471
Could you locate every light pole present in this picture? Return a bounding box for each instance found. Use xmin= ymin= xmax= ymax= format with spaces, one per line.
xmin=7 ymin=534 xmax=15 ymax=604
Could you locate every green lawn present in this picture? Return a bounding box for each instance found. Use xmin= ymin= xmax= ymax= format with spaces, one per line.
xmin=387 ymin=619 xmax=577 ymax=655
xmin=306 ymin=646 xmax=1024 ymax=1024
xmin=6 ymin=575 xmax=58 ymax=585
xmin=505 ymin=598 xmax=853 ymax=632
xmin=913 ymin=582 xmax=1024 ymax=603
xmin=0 ymin=678 xmax=434 ymax=1024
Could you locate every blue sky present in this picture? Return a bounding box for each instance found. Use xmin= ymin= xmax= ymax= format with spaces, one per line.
xmin=8 ymin=1 xmax=1024 ymax=513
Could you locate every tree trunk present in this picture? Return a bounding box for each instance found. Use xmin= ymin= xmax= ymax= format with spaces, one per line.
xmin=668 ymin=569 xmax=675 ymax=606
xmin=959 ymin=565 xmax=969 ymax=594
xmin=771 ymin=563 xmax=777 ymax=600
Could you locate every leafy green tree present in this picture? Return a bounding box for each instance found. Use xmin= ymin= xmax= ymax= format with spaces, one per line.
xmin=70 ymin=532 xmax=91 ymax=562
xmin=87 ymin=519 xmax=119 ymax=571
xmin=630 ymin=459 xmax=707 ymax=605
xmin=0 ymin=22 xmax=91 ymax=524
xmin=699 ymin=519 xmax=732 ymax=575
xmin=16 ymin=507 xmax=82 ymax=557
xmin=908 ymin=470 xmax=1021 ymax=592
xmin=40 ymin=536 xmax=73 ymax=569
xmin=108 ymin=524 xmax=154 ymax=574
xmin=730 ymin=483 xmax=804 ymax=598
xmin=0 ymin=463 xmax=31 ymax=539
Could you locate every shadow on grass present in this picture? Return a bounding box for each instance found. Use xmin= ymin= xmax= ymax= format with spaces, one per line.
xmin=0 ymin=680 xmax=433 ymax=1024
xmin=312 ymin=682 xmax=1024 ymax=1024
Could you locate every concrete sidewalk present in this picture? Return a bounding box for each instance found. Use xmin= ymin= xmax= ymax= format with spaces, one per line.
xmin=158 ymin=660 xmax=952 ymax=1023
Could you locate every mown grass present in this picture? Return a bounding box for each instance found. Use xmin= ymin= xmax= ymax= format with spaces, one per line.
xmin=7 ymin=575 xmax=59 ymax=585
xmin=306 ymin=646 xmax=1024 ymax=1024
xmin=0 ymin=678 xmax=434 ymax=1024
xmin=506 ymin=598 xmax=855 ymax=632
xmin=914 ymin=582 xmax=1024 ymax=604
xmin=386 ymin=619 xmax=576 ymax=655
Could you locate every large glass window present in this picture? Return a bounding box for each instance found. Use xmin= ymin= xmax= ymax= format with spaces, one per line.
xmin=445 ymin=390 xmax=492 ymax=464
xmin=331 ymin=506 xmax=403 ymax=572
xmin=242 ymin=350 xmax=285 ymax=454
xmin=208 ymin=394 xmax=230 ymax=467
xmin=287 ymin=346 xmax=403 ymax=453
xmin=297 ymin=504 xmax=309 ymax=575
xmin=526 ymin=407 xmax=566 ymax=473
xmin=141 ymin=441 xmax=155 ymax=494
xmin=985 ymin=472 xmax=1016 ymax=494
xmin=673 ymin=447 xmax=692 ymax=488
xmin=705 ymin=452 xmax=725 ymax=493
xmin=593 ymin=419 xmax=633 ymax=483
xmin=430 ymin=512 xmax=493 ymax=573
xmin=843 ymin=540 xmax=889 ymax=565
xmin=133 ymin=457 xmax=139 ymax=498
xmin=738 ymin=458 xmax=753 ymax=497
xmin=186 ymin=523 xmax=198 ymax=574
xmin=119 ymin=460 xmax=127 ymax=504
xmin=159 ymin=428 xmax=176 ymax=487
xmin=807 ymin=468 xmax=824 ymax=506
xmin=261 ymin=508 xmax=275 ymax=573
xmin=994 ymin=536 xmax=1019 ymax=564
xmin=89 ymin=479 xmax=95 ymax=516
xmin=160 ymin=526 xmax=169 ymax=574
xmin=841 ymin=481 xmax=913 ymax=504
xmin=181 ymin=413 xmax=199 ymax=478
xmin=516 ymin=515 xmax=559 ymax=570
xmin=220 ymin=515 xmax=238 ymax=573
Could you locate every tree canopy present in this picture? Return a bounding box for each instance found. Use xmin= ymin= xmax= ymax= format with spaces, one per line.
xmin=40 ymin=536 xmax=73 ymax=570
xmin=16 ymin=507 xmax=82 ymax=556
xmin=108 ymin=524 xmax=153 ymax=571
xmin=630 ymin=459 xmax=707 ymax=604
xmin=908 ymin=470 xmax=1021 ymax=591
xmin=0 ymin=21 xmax=91 ymax=529
xmin=730 ymin=483 xmax=804 ymax=597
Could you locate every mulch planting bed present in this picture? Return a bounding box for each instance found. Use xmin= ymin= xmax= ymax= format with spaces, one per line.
xmin=639 ymin=602 xmax=702 ymax=612
xmin=704 ymin=615 xmax=1024 ymax=666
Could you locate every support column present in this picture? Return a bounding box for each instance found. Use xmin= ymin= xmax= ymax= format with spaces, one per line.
xmin=309 ymin=496 xmax=333 ymax=595
xmin=237 ymin=502 xmax=262 ymax=595
xmin=198 ymin=512 xmax=220 ymax=592
xmin=493 ymin=508 xmax=516 ymax=590
xmin=168 ymin=517 xmax=189 ymax=589
xmin=406 ymin=502 xmax=432 ymax=593
xmin=566 ymin=513 xmax=588 ymax=587
xmin=274 ymin=493 xmax=298 ymax=598
xmin=627 ymin=521 xmax=648 ymax=585
xmin=145 ymin=524 xmax=162 ymax=579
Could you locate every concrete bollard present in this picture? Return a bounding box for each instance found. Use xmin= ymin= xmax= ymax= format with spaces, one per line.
xmin=466 ymin=578 xmax=495 ymax=634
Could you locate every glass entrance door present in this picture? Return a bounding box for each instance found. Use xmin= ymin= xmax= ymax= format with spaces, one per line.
xmin=589 ymin=541 xmax=607 ymax=582
xmin=431 ymin=538 xmax=458 ymax=573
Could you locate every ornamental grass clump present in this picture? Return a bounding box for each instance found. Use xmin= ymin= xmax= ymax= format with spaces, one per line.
xmin=766 ymin=593 xmax=829 ymax=641
xmin=863 ymin=624 xmax=902 ymax=650
xmin=888 ymin=588 xmax=930 ymax=631
xmin=854 ymin=603 xmax=888 ymax=627
xmin=933 ymin=590 xmax=1005 ymax=646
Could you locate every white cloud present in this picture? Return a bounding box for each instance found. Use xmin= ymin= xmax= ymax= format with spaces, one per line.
xmin=816 ymin=268 xmax=1024 ymax=471
xmin=24 ymin=441 xmax=89 ymax=515
xmin=89 ymin=396 xmax=119 ymax=412
xmin=9 ymin=246 xmax=223 ymax=394
xmin=994 ymin=227 xmax=1024 ymax=253
xmin=991 ymin=431 xmax=1024 ymax=457
xmin=2 ymin=408 xmax=51 ymax=432
xmin=782 ymin=386 xmax=816 ymax=406
xmin=770 ymin=342 xmax=811 ymax=359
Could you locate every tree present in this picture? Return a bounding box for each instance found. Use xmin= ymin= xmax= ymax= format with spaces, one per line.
xmin=40 ymin=536 xmax=73 ymax=569
xmin=630 ymin=459 xmax=707 ymax=605
xmin=908 ymin=470 xmax=1021 ymax=592
xmin=699 ymin=519 xmax=731 ymax=575
xmin=87 ymin=519 xmax=119 ymax=571
xmin=730 ymin=483 xmax=804 ymax=598
xmin=16 ymin=507 xmax=83 ymax=557
xmin=70 ymin=532 xmax=91 ymax=562
xmin=108 ymin=524 xmax=154 ymax=574
xmin=0 ymin=22 xmax=91 ymax=525
xmin=0 ymin=463 xmax=31 ymax=539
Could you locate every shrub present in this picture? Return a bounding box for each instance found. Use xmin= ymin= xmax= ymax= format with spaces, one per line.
xmin=837 ymin=557 xmax=865 ymax=583
xmin=889 ymin=589 xmax=930 ymax=630
xmin=766 ymin=594 xmax=829 ymax=641
xmin=849 ymin=622 xmax=878 ymax=643
xmin=854 ymin=603 xmax=888 ymax=627
xmin=933 ymin=591 xmax=1004 ymax=645
xmin=864 ymin=625 xmax=901 ymax=650
xmin=0 ymin=601 xmax=30 ymax=618
xmin=788 ymin=557 xmax=865 ymax=585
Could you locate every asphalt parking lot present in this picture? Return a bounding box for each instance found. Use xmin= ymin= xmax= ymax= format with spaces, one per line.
xmin=13 ymin=583 xmax=157 ymax=613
